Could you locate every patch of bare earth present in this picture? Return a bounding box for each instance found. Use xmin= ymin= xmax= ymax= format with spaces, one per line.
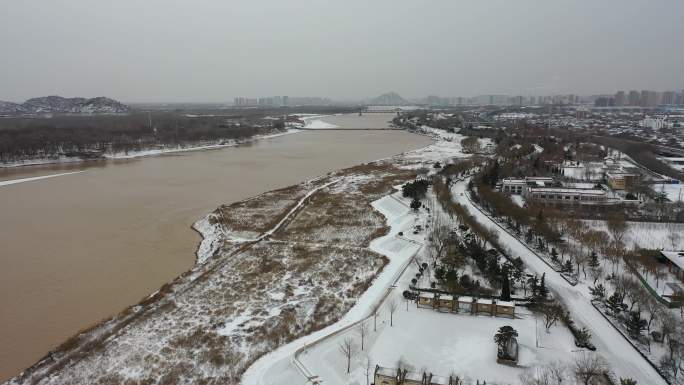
xmin=7 ymin=162 xmax=416 ymax=385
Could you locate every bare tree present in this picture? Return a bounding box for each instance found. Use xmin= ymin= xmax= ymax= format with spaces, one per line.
xmin=541 ymin=302 xmax=565 ymax=332
xmin=363 ymin=355 xmax=373 ymax=385
xmin=427 ymin=223 xmax=451 ymax=266
xmin=546 ymin=360 xmax=567 ymax=385
xmin=645 ymin=296 xmax=663 ymax=333
xmin=589 ymin=265 xmax=603 ymax=286
xmin=519 ymin=367 xmax=551 ymax=385
xmin=387 ymin=298 xmax=398 ymax=327
xmin=667 ymin=222 xmax=681 ymax=250
xmin=606 ymin=215 xmax=628 ymax=248
xmin=339 ymin=337 xmax=356 ymax=374
xmin=373 ymin=308 xmax=380 ymax=332
xmin=661 ymin=312 xmax=678 ymax=346
xmin=573 ymin=352 xmax=606 ymax=385
xmin=623 ymin=277 xmax=643 ymax=311
xmin=357 ymin=320 xmax=369 ymax=351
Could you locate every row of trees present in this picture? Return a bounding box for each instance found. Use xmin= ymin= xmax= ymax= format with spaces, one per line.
xmin=0 ymin=113 xmax=285 ymax=162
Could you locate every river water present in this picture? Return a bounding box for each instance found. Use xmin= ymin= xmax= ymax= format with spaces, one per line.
xmin=0 ymin=114 xmax=430 ymax=380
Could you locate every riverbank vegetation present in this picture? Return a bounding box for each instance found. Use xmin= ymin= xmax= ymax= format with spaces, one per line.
xmin=0 ymin=106 xmax=354 ymax=163
xmin=7 ymin=156 xmax=422 ymax=385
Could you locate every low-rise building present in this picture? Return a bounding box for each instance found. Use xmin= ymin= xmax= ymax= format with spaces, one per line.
xmin=501 ymin=178 xmax=526 ymax=194
xmin=660 ymin=251 xmax=684 ymax=281
xmin=500 ymin=176 xmax=555 ymax=195
xmin=606 ymin=171 xmax=637 ymax=190
xmin=524 ymin=187 xmax=607 ymax=203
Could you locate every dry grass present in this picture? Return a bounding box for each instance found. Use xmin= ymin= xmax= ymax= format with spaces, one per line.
xmin=10 ymin=160 xmax=415 ymax=385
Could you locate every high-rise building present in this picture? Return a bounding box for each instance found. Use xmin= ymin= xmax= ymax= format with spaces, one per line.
xmin=661 ymin=91 xmax=675 ymax=105
xmin=614 ymin=91 xmax=626 ymax=106
xmin=628 ymin=90 xmax=640 ymax=106
xmin=640 ymin=90 xmax=660 ymax=107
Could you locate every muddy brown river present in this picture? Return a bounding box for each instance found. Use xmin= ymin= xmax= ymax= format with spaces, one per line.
xmin=0 ymin=114 xmax=430 ymax=380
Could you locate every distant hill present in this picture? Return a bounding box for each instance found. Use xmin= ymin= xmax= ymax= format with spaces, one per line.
xmin=369 ymin=92 xmax=409 ymax=106
xmin=0 ymin=101 xmax=28 ymax=114
xmin=0 ymin=95 xmax=130 ymax=115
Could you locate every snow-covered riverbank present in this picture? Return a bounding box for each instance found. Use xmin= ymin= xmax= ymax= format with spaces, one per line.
xmin=0 ymin=129 xmax=301 ymax=168
xmin=0 ymin=171 xmax=84 ymax=187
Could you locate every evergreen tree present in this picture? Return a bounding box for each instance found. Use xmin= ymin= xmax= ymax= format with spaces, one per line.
xmin=589 ymin=284 xmax=606 ymax=301
xmin=500 ymin=266 xmax=511 ymax=301
xmin=410 ymin=198 xmax=421 ymax=212
xmin=537 ymin=273 xmax=549 ymax=299
xmin=563 ymin=260 xmax=573 ymax=273
xmin=525 ymin=228 xmax=534 ymax=244
xmin=620 ymin=378 xmax=637 ymax=385
xmin=626 ymin=311 xmax=647 ymax=338
xmin=607 ymin=291 xmax=626 ymax=315
xmin=529 ymin=275 xmax=539 ymax=298
xmin=576 ymin=327 xmax=592 ymax=347
xmin=550 ymin=248 xmax=559 ymax=262
xmin=588 ymin=251 xmax=600 ymax=269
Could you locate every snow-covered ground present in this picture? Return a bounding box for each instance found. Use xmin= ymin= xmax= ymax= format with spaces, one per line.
xmin=242 ymin=188 xmax=425 ymax=385
xmin=299 ymin=254 xmax=577 ymax=385
xmin=302 ymin=115 xmax=340 ymax=129
xmin=453 ymin=181 xmax=667 ymax=385
xmin=243 ymin=126 xmax=666 ymax=385
xmin=655 ymin=183 xmax=684 ymax=202
xmin=0 ymin=171 xmax=84 ymax=187
xmin=582 ymin=220 xmax=684 ymax=250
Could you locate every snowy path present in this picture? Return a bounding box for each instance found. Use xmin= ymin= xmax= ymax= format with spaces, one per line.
xmin=452 ymin=181 xmax=667 ymax=385
xmin=241 ymin=190 xmax=425 ymax=385
xmin=0 ymin=171 xmax=84 ymax=187
xmin=194 ymin=179 xmax=339 ymax=264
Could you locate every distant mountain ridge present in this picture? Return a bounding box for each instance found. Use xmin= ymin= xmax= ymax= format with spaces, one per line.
xmin=369 ymin=91 xmax=409 ymax=106
xmin=0 ymin=95 xmax=130 ymax=115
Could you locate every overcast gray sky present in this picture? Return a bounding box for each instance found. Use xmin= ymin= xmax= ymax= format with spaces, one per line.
xmin=1 ymin=0 xmax=683 ymax=103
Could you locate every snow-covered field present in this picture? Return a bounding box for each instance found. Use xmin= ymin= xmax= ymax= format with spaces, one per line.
xmin=582 ymin=220 xmax=684 ymax=250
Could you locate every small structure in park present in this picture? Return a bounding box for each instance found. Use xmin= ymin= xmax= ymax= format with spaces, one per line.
xmin=402 ymin=371 xmax=424 ymax=385
xmin=374 ymin=365 xmax=401 ymax=385
xmin=457 ymin=296 xmax=474 ymax=313
xmin=438 ymin=294 xmax=455 ymax=312
xmin=415 ymin=293 xmax=516 ymax=318
xmin=374 ymin=365 xmax=463 ymax=385
xmin=495 ymin=300 xmax=515 ymax=317
xmin=418 ymin=292 xmax=436 ymax=308
xmin=476 ymin=298 xmax=494 ymax=315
